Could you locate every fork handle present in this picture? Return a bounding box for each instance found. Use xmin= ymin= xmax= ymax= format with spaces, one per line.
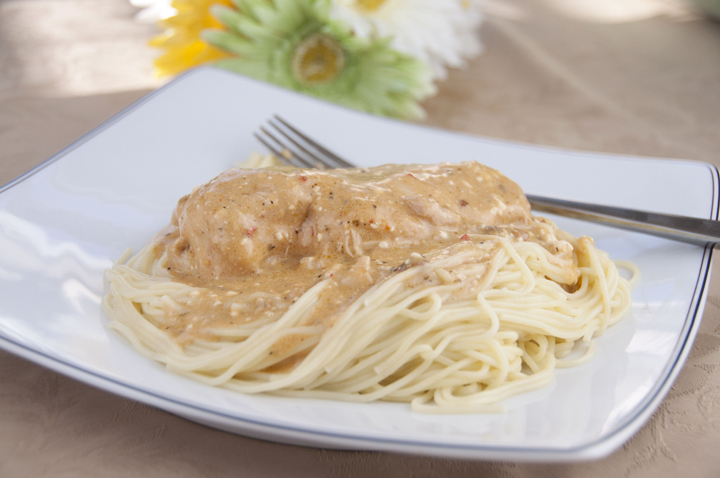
xmin=526 ymin=194 xmax=720 ymax=246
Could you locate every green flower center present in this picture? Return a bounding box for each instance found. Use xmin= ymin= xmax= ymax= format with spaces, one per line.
xmin=292 ymin=34 xmax=345 ymax=85
xmin=355 ymin=0 xmax=388 ymax=12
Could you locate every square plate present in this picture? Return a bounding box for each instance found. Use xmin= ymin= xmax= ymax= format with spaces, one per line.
xmin=0 ymin=67 xmax=715 ymax=461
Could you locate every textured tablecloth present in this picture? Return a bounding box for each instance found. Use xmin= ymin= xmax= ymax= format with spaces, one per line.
xmin=2 ymin=0 xmax=720 ymax=476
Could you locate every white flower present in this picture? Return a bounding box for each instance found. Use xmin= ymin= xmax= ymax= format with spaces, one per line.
xmin=330 ymin=0 xmax=483 ymax=80
xmin=130 ymin=0 xmax=177 ymax=23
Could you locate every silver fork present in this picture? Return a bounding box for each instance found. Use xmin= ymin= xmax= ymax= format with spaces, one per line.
xmin=256 ymin=115 xmax=720 ymax=246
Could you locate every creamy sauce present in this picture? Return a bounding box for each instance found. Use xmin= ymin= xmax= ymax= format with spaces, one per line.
xmin=152 ymin=162 xmax=576 ymax=366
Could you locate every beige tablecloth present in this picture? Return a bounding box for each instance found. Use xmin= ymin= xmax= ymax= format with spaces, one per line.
xmin=2 ymin=0 xmax=720 ymax=476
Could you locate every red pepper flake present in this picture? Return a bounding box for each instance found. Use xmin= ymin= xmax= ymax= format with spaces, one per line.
xmin=459 ymin=199 xmax=468 ymax=207
xmin=407 ymin=173 xmax=416 ymax=178
xmin=299 ymin=176 xmax=307 ymax=182
xmin=246 ymin=226 xmax=257 ymax=237
xmin=460 ymin=234 xmax=470 ymax=241
xmin=369 ymin=219 xmax=374 ymax=224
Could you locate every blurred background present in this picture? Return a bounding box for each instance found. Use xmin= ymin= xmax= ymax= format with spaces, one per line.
xmin=2 ymin=0 xmax=719 ymax=186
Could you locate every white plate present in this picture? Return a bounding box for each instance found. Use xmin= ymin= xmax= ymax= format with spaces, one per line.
xmin=0 ymin=67 xmax=715 ymax=462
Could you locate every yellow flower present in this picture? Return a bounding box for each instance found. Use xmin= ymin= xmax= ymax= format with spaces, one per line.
xmin=150 ymin=0 xmax=233 ymax=77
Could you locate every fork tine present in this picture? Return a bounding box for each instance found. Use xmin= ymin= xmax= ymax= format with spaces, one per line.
xmin=267 ymin=119 xmax=327 ymax=170
xmin=256 ymin=127 xmax=316 ymax=169
xmin=273 ymin=115 xmax=356 ymax=169
xmin=253 ymin=133 xmax=302 ymax=167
